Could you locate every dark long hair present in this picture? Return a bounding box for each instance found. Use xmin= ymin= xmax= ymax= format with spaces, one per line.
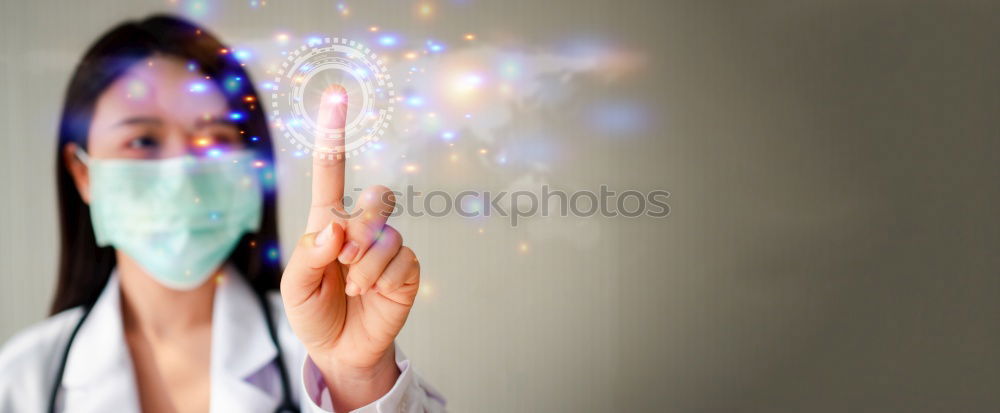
xmin=50 ymin=15 xmax=282 ymax=314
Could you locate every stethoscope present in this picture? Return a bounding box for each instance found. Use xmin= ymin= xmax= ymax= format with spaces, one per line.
xmin=47 ymin=287 xmax=299 ymax=413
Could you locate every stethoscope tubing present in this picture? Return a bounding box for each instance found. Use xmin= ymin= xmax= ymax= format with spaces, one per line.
xmin=47 ymin=288 xmax=298 ymax=412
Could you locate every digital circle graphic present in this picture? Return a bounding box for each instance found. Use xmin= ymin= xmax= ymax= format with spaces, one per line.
xmin=271 ymin=37 xmax=395 ymax=159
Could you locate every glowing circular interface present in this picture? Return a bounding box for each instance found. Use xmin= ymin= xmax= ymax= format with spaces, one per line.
xmin=271 ymin=37 xmax=395 ymax=159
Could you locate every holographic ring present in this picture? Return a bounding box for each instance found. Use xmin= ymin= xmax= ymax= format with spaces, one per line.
xmin=271 ymin=37 xmax=395 ymax=159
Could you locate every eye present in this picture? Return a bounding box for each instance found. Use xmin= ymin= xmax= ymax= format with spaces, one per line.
xmin=200 ymin=125 xmax=242 ymax=148
xmin=212 ymin=131 xmax=240 ymax=146
xmin=127 ymin=135 xmax=158 ymax=150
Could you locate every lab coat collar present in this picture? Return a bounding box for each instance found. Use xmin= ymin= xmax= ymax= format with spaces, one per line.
xmin=60 ymin=265 xmax=283 ymax=411
xmin=61 ymin=270 xmax=139 ymax=409
xmin=210 ymin=264 xmax=282 ymax=411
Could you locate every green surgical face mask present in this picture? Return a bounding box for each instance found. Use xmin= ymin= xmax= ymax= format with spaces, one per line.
xmin=76 ymin=147 xmax=263 ymax=290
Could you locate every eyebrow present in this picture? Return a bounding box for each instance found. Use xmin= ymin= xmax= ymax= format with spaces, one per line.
xmin=115 ymin=116 xmax=162 ymax=127
xmin=113 ymin=116 xmax=237 ymax=128
xmin=194 ymin=116 xmax=239 ymax=129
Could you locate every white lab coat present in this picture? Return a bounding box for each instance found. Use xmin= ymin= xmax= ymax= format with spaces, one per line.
xmin=0 ymin=266 xmax=445 ymax=412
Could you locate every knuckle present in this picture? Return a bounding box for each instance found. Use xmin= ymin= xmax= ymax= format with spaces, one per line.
xmin=368 ymin=184 xmax=392 ymax=196
xmin=350 ymin=221 xmax=380 ymax=242
xmin=409 ymin=265 xmax=421 ymax=284
xmin=365 ymin=185 xmax=396 ymax=214
xmin=350 ymin=268 xmax=374 ymax=284
xmin=361 ymin=185 xmax=392 ymax=204
xmin=399 ymin=246 xmax=417 ymax=263
xmin=377 ymin=276 xmax=399 ymax=290
xmin=354 ymin=212 xmax=379 ymax=229
xmin=298 ymin=232 xmax=315 ymax=248
xmin=401 ymin=247 xmax=419 ymax=279
xmin=378 ymin=225 xmax=402 ymax=247
xmin=398 ymin=245 xmax=413 ymax=256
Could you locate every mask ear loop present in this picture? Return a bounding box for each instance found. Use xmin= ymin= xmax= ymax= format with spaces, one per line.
xmin=73 ymin=145 xmax=90 ymax=166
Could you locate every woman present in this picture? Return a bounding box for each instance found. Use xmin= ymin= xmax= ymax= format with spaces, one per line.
xmin=0 ymin=15 xmax=445 ymax=412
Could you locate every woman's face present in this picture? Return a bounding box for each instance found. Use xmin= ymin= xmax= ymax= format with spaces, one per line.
xmin=86 ymin=55 xmax=243 ymax=160
xmin=66 ymin=55 xmax=245 ymax=203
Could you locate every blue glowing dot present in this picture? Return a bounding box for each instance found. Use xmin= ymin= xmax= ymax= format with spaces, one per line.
xmin=208 ymin=211 xmax=222 ymax=220
xmin=229 ymin=112 xmax=245 ymax=121
xmin=207 ymin=148 xmax=223 ymax=158
xmin=185 ymin=0 xmax=207 ymax=17
xmin=266 ymin=246 xmax=280 ymax=262
xmin=187 ymin=62 xmax=197 ymax=72
xmin=233 ymin=49 xmax=251 ymax=61
xmin=250 ymin=136 xmax=260 ymax=142
xmin=405 ymin=95 xmax=425 ymax=107
xmin=373 ymin=142 xmax=383 ymax=150
xmin=426 ymin=40 xmax=445 ymax=53
xmin=441 ymin=131 xmax=456 ymax=140
xmin=307 ymin=37 xmax=322 ymax=46
xmin=224 ymin=76 xmax=242 ymax=93
xmin=189 ymin=82 xmax=207 ymax=93
xmin=257 ymin=165 xmax=276 ymax=191
xmin=501 ymin=61 xmax=522 ymax=79
xmin=378 ymin=35 xmax=398 ymax=47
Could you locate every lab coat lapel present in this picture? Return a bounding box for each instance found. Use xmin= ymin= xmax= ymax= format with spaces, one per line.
xmin=209 ymin=265 xmax=281 ymax=413
xmin=60 ymin=272 xmax=141 ymax=413
xmin=57 ymin=267 xmax=283 ymax=412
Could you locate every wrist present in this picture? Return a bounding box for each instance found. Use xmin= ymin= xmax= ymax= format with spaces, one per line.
xmin=317 ymin=347 xmax=399 ymax=411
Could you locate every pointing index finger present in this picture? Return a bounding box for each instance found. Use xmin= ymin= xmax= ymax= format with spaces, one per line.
xmin=307 ymin=85 xmax=348 ymax=233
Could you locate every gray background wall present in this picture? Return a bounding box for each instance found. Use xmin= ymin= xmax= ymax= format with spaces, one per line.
xmin=2 ymin=0 xmax=998 ymax=411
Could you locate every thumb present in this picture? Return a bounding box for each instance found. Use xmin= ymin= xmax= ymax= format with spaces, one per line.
xmin=281 ymin=220 xmax=345 ymax=306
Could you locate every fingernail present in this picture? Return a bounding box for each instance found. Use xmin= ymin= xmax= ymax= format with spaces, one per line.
xmin=315 ymin=223 xmax=333 ymax=246
xmin=345 ymin=281 xmax=360 ymax=297
xmin=338 ymin=241 xmax=359 ymax=264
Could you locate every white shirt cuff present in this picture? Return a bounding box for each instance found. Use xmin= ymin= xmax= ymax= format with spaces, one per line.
xmin=299 ymin=344 xmax=446 ymax=412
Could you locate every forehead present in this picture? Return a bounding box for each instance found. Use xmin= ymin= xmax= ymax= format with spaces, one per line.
xmin=91 ymin=56 xmax=229 ymax=128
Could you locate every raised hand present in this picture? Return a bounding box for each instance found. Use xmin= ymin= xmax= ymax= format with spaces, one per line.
xmin=280 ymin=85 xmax=420 ymax=411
